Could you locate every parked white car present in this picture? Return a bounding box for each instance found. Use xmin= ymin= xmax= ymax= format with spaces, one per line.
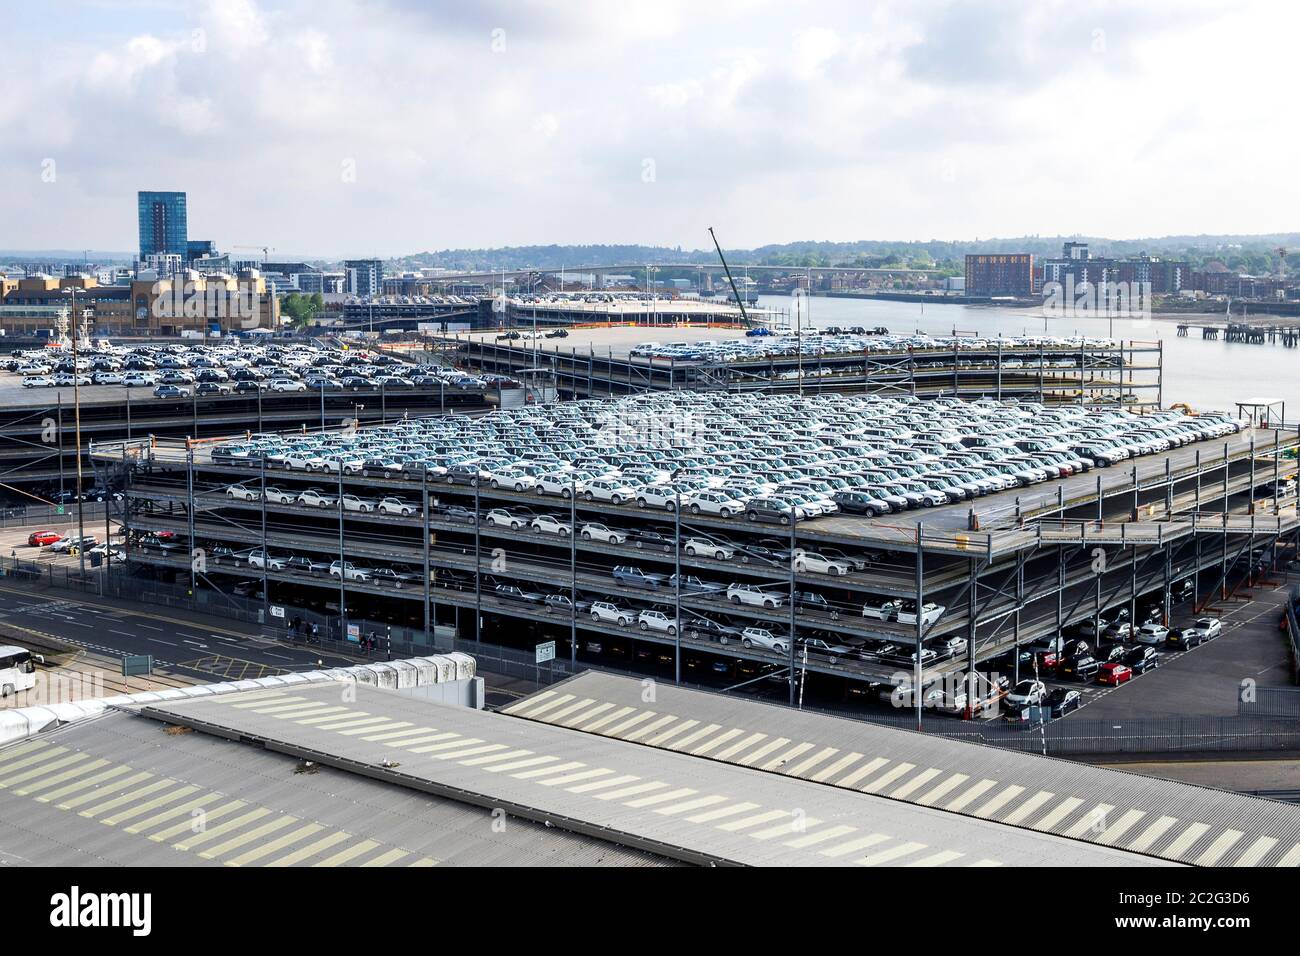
xmin=484 ymin=508 xmax=529 ymax=529
xmin=580 ymin=523 xmax=627 ymax=544
xmin=341 ymin=494 xmax=378 ymax=513
xmin=1134 ymin=623 xmax=1169 ymax=645
xmin=531 ymin=514 xmax=572 ymax=536
xmin=792 ymin=551 xmax=853 ymax=576
xmin=583 ymin=477 xmax=637 ymax=505
xmin=377 ymin=497 xmax=418 ymax=516
xmin=297 ymin=488 xmax=337 ymax=509
xmin=726 ymin=583 xmax=784 ymax=608
xmin=329 ymin=560 xmax=371 ymax=582
xmin=738 ymin=627 xmax=789 ymax=652
xmin=638 ymin=610 xmax=678 ymax=634
xmin=1192 ymin=617 xmax=1223 ymax=639
xmin=590 ymin=602 xmax=634 ymax=626
xmin=684 ymin=490 xmax=745 ymax=517
xmin=248 ymin=549 xmax=286 ymax=571
xmin=683 ymin=537 xmax=736 ymax=560
xmin=263 ymin=486 xmax=297 ymax=505
xmin=267 ymin=379 xmax=307 ymax=392
xmin=226 ymin=483 xmax=260 ymax=501
xmin=635 ymin=485 xmax=681 ymax=511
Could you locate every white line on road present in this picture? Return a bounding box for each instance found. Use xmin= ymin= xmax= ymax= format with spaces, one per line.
xmin=147 ymin=638 xmax=177 ymax=647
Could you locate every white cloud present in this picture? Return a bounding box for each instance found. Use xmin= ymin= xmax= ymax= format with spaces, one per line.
xmin=2 ymin=0 xmax=1298 ymax=255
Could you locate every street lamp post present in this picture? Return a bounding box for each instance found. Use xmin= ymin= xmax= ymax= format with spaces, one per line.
xmin=62 ymin=288 xmax=88 ymax=581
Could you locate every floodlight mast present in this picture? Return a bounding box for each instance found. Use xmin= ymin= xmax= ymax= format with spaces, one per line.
xmin=708 ymin=227 xmax=750 ymax=325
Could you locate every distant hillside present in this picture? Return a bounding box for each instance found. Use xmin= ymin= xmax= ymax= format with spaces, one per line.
xmin=389 ymin=234 xmax=1300 ymax=275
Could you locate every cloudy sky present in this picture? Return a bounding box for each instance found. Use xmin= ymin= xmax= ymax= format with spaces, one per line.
xmin=2 ymin=0 xmax=1296 ymax=257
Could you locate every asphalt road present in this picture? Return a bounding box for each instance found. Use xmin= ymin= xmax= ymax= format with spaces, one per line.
xmin=0 ymin=582 xmax=360 ymax=685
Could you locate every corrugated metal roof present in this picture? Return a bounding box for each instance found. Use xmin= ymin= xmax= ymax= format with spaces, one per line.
xmin=503 ymin=672 xmax=1300 ymax=867
xmin=0 ymin=708 xmax=670 ymax=867
xmin=136 ymin=683 xmax=1168 ymax=867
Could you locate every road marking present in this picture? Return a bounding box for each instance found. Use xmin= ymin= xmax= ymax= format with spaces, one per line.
xmin=483 ymin=755 xmax=560 ymax=774
xmin=124 ymin=793 xmax=223 ymax=834
xmin=36 ymin=765 xmax=132 ymax=804
xmin=0 ymin=749 xmax=77 ymax=788
xmin=539 ymin=697 xmax=596 ymax=724
xmin=691 ymin=728 xmax=745 ymax=756
xmin=512 ymin=760 xmax=584 ymax=780
xmin=101 ymin=785 xmax=201 ymax=826
xmin=810 ymin=752 xmax=864 ymax=783
xmin=762 ymin=742 xmax=816 ymax=771
xmin=173 ymin=807 xmax=274 ymax=851
xmin=559 ymin=702 xmax=616 ymax=728
xmin=624 ymin=787 xmax=697 ymax=809
xmin=836 ymin=757 xmax=890 ymax=789
xmin=1162 ymin=822 xmax=1211 ymax=860
xmin=651 ymin=794 xmax=729 ymax=817
xmin=663 ymin=722 xmax=721 ymax=751
xmin=786 ymin=747 xmax=841 ymax=778
xmin=819 ymin=833 xmax=890 ymax=858
xmin=916 ymin=773 xmax=970 ymax=807
xmin=566 ymin=774 xmax=641 ymax=794
xmin=594 ymin=781 xmax=668 ymax=801
xmin=733 ymin=736 xmax=790 ymax=767
xmin=644 ymin=719 xmax=699 ymax=747
xmin=314 ymin=839 xmax=381 ymax=867
xmin=1193 ymin=829 xmax=1244 ymax=866
xmin=1096 ymin=809 xmax=1146 ymax=845
xmin=1232 ymin=836 xmax=1278 ymax=867
xmin=1273 ymin=843 xmax=1300 ymax=867
xmin=58 ymin=771 xmax=153 ymax=811
xmin=581 ymin=706 xmax=636 ymax=734
xmin=783 ymin=824 xmax=856 ymax=849
xmin=907 ymin=850 xmax=965 ymax=867
xmin=1063 ymin=803 xmax=1115 ymax=838
xmin=360 ymin=848 xmax=410 ymax=867
xmin=1031 ymin=796 xmax=1084 ymax=831
xmin=624 ymin=714 xmax=680 ymax=742
xmin=267 ymin=830 xmax=352 ymax=867
xmin=858 ymin=841 xmax=927 ymax=866
xmin=714 ymin=733 xmax=768 ymax=761
xmin=227 ymin=823 xmax=325 ymax=867
xmin=199 ymin=815 xmax=297 ymax=860
xmin=860 ymin=762 xmax=915 ymax=794
xmin=891 ymin=768 xmax=943 ymax=801
xmin=716 ymin=809 xmax=789 ymax=833
xmin=14 ymin=758 xmax=111 ymax=797
xmin=1127 ymin=815 xmax=1179 ymax=853
xmin=80 ymin=778 xmax=177 ymax=818
xmin=604 ymin=710 xmax=658 ymax=738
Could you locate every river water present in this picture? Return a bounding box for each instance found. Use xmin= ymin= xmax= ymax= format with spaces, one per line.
xmin=757 ymin=295 xmax=1296 ymax=416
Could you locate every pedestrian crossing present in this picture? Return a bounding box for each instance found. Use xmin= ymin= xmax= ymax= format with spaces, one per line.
xmin=503 ymin=688 xmax=1300 ymax=868
xmin=0 ymin=736 xmax=436 ymax=867
xmin=186 ymin=687 xmax=996 ymax=867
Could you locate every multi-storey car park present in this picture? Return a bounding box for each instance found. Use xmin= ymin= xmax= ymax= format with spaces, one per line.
xmin=442 ymin=330 xmax=1165 ymax=403
xmin=0 ymin=339 xmax=503 ymax=498
xmin=88 ymin=390 xmax=1300 ymax=721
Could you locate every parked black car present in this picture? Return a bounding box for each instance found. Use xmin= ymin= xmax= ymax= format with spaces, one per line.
xmin=1123 ymin=645 xmax=1160 ymax=673
xmin=1058 ymin=654 xmax=1100 ymax=680
xmin=1044 ymin=688 xmax=1082 ymax=717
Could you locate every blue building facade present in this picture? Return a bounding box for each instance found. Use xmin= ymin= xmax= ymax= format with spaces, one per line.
xmin=138 ymin=191 xmax=189 ymax=260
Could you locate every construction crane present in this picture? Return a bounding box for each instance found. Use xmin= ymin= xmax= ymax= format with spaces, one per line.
xmin=233 ymin=245 xmax=276 ymax=259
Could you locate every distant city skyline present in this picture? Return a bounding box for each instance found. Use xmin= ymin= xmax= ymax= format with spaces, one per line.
xmin=3 ymin=0 xmax=1297 ymax=257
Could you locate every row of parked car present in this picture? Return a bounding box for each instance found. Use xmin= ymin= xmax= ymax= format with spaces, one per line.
xmin=10 ymin=339 xmax=507 ymax=394
xmin=206 ymin=391 xmax=1246 ymax=526
xmin=624 ymin=332 xmax=1120 ymax=364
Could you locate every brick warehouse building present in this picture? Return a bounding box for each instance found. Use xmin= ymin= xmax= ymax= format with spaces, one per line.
xmin=964 ymin=253 xmax=1036 ymax=297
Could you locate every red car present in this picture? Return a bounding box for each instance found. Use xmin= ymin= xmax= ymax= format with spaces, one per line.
xmin=28 ymin=530 xmax=62 ymax=547
xmin=1097 ymin=662 xmax=1133 ymax=686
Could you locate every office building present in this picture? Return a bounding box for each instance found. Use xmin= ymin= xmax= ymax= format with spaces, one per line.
xmin=344 ymin=258 xmax=383 ymax=297
xmin=137 ymin=191 xmax=189 ymax=260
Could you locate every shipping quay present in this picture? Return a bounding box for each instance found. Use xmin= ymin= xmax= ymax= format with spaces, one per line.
xmin=440 ymin=328 xmax=1165 ymax=404
xmin=90 ymin=400 xmax=1298 ymax=715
